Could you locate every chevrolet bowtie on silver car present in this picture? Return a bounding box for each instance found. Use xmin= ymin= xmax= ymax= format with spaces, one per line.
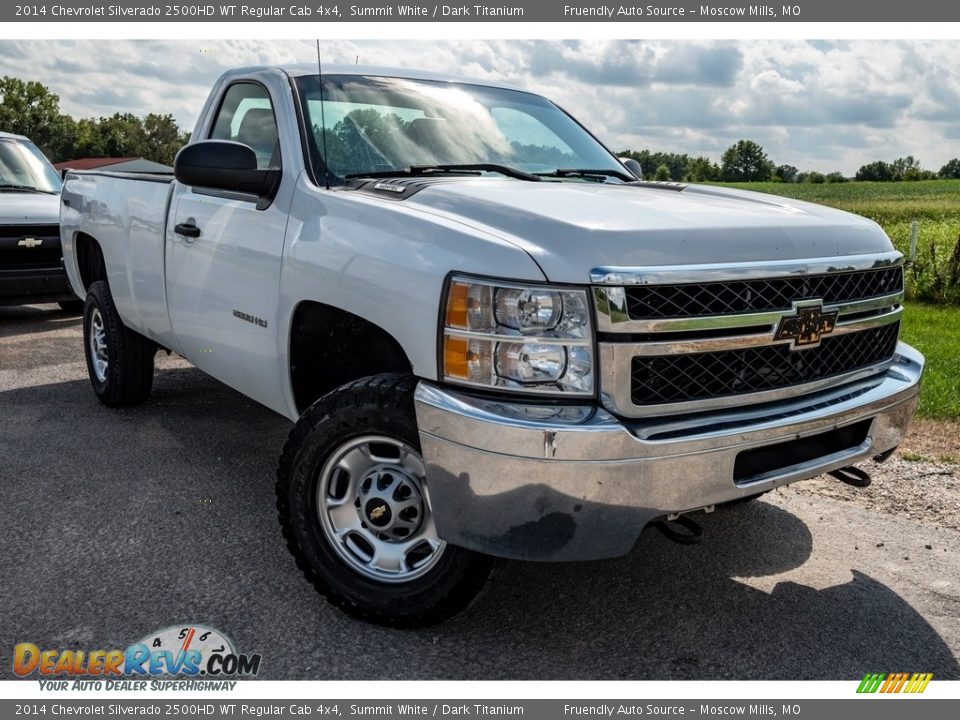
xmin=0 ymin=132 xmax=79 ymax=310
xmin=60 ymin=66 xmax=923 ymax=626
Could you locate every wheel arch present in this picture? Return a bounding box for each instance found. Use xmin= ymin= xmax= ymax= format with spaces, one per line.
xmin=288 ymin=300 xmax=415 ymax=414
xmin=74 ymin=232 xmax=107 ymax=292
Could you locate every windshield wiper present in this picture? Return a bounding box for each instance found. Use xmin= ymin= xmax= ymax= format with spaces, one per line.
xmin=346 ymin=163 xmax=541 ymax=182
xmin=0 ymin=183 xmax=56 ymax=194
xmin=536 ymin=168 xmax=637 ymax=183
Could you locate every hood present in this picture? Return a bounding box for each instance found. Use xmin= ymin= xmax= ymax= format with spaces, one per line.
xmin=402 ymin=180 xmax=893 ymax=284
xmin=0 ymin=191 xmax=60 ymax=225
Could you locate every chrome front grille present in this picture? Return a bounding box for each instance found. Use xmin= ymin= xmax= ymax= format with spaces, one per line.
xmin=593 ymin=253 xmax=905 ymax=417
xmin=624 ymin=266 xmax=903 ymax=319
xmin=630 ymin=321 xmax=900 ymax=406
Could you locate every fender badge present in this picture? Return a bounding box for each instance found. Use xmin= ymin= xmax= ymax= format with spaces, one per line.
xmin=232 ymin=309 xmax=268 ymax=328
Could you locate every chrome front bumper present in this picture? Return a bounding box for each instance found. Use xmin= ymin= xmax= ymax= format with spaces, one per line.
xmin=414 ymin=342 xmax=923 ymax=562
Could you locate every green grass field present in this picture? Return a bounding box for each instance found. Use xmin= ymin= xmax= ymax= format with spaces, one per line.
xmin=900 ymin=303 xmax=960 ymax=419
xmin=718 ymin=180 xmax=960 ymax=305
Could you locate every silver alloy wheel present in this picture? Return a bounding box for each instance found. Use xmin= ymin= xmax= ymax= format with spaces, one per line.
xmin=88 ymin=307 xmax=109 ymax=383
xmin=317 ymin=435 xmax=446 ymax=583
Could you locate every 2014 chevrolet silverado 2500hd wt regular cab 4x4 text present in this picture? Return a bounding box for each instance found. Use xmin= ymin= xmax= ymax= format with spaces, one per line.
xmin=59 ymin=65 xmax=923 ymax=626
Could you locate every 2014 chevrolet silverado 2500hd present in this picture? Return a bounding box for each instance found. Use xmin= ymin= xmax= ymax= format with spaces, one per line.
xmin=60 ymin=65 xmax=923 ymax=626
xmin=1 ymin=132 xmax=80 ymax=310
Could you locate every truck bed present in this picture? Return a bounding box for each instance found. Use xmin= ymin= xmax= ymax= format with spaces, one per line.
xmin=65 ymin=170 xmax=174 ymax=183
xmin=60 ymin=169 xmax=179 ymax=351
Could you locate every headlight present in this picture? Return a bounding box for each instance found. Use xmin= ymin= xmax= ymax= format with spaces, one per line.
xmin=495 ymin=288 xmax=560 ymax=332
xmin=441 ymin=276 xmax=594 ymax=396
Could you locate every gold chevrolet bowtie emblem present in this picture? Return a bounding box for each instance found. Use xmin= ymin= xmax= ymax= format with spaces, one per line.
xmin=774 ymin=300 xmax=839 ymax=350
xmin=18 ymin=237 xmax=42 ymax=248
xmin=369 ymin=505 xmax=387 ymax=521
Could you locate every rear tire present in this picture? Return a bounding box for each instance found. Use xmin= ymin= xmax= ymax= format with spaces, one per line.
xmin=277 ymin=373 xmax=492 ymax=627
xmin=83 ymin=280 xmax=156 ymax=407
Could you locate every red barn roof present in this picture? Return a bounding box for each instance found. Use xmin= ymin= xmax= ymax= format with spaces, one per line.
xmin=54 ymin=157 xmax=139 ymax=170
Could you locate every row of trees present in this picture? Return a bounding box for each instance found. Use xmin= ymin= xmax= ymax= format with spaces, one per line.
xmin=619 ymin=142 xmax=846 ymax=183
xmin=855 ymin=155 xmax=960 ymax=181
xmin=0 ymin=76 xmax=190 ymax=165
xmin=621 ymin=141 xmax=960 ymax=184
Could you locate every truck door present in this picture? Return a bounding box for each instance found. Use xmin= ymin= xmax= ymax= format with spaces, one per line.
xmin=165 ymin=81 xmax=290 ymax=413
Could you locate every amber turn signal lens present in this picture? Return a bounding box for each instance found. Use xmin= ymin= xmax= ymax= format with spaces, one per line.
xmin=444 ymin=336 xmax=470 ymax=379
xmin=445 ymin=281 xmax=470 ymax=329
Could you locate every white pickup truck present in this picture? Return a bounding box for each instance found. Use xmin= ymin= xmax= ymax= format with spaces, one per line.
xmin=61 ymin=64 xmax=923 ymax=626
xmin=1 ymin=131 xmax=79 ymax=310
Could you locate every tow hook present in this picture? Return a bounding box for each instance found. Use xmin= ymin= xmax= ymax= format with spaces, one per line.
xmin=654 ymin=514 xmax=704 ymax=545
xmin=829 ymin=465 xmax=872 ymax=488
xmin=873 ymin=447 xmax=897 ymax=463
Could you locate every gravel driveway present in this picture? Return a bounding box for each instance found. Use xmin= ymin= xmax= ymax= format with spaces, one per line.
xmin=1 ymin=303 xmax=958 ymax=680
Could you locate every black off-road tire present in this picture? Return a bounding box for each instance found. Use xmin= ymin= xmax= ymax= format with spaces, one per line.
xmin=276 ymin=373 xmax=492 ymax=627
xmin=83 ymin=280 xmax=156 ymax=407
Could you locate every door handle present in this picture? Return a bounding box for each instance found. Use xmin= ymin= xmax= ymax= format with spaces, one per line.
xmin=174 ymin=222 xmax=201 ymax=239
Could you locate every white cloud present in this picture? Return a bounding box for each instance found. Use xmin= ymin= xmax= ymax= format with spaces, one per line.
xmin=0 ymin=39 xmax=958 ymax=174
xmin=750 ymin=70 xmax=804 ymax=94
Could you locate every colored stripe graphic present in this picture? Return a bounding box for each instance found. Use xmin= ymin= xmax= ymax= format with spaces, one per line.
xmin=882 ymin=672 xmax=898 ymax=693
xmin=907 ymin=673 xmax=933 ymax=693
xmin=857 ymin=672 xmax=932 ymax=693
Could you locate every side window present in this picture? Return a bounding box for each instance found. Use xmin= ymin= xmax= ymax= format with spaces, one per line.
xmin=209 ymin=83 xmax=280 ymax=169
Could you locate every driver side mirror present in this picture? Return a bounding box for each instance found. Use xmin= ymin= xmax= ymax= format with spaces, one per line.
xmin=174 ymin=140 xmax=280 ymax=203
xmin=619 ymin=157 xmax=644 ymax=180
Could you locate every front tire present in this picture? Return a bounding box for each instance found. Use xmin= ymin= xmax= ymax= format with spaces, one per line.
xmin=83 ymin=280 xmax=156 ymax=407
xmin=276 ymin=374 xmax=492 ymax=627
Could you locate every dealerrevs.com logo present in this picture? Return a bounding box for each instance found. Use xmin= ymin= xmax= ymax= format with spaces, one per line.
xmin=14 ymin=625 xmax=261 ymax=690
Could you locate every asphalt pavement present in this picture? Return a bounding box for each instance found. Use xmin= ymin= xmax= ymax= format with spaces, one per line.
xmin=1 ymin=303 xmax=958 ymax=680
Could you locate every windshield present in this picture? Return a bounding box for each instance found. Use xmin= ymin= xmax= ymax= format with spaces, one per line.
xmin=294 ymin=75 xmax=625 ymax=183
xmin=0 ymin=138 xmax=62 ymax=193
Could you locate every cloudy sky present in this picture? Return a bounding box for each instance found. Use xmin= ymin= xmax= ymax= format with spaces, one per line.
xmin=1 ymin=39 xmax=958 ymax=174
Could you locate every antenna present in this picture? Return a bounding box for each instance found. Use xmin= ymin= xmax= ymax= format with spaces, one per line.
xmin=316 ymin=39 xmax=330 ymax=190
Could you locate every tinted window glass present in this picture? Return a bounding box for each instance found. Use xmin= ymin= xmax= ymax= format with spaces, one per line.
xmin=210 ymin=83 xmax=280 ymax=169
xmin=0 ymin=138 xmax=62 ymax=193
xmin=295 ymin=75 xmax=622 ymax=182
